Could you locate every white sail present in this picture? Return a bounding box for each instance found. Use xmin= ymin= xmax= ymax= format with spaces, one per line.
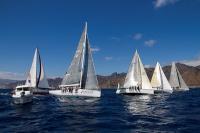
xmin=38 ymin=62 xmax=49 ymax=88
xmin=25 ymin=48 xmax=38 ymax=87
xmin=151 ymin=62 xmax=172 ymax=91
xmin=169 ymin=62 xmax=189 ymax=90
xmin=123 ymin=50 xmax=152 ymax=90
xmin=138 ymin=55 xmax=153 ymax=90
xmin=151 ymin=63 xmax=162 ymax=88
xmin=169 ymin=62 xmax=179 ymax=88
xmin=160 ymin=65 xmax=173 ymax=91
xmin=124 ymin=51 xmax=139 ymax=88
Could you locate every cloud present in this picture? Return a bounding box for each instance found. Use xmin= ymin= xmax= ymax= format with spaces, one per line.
xmin=105 ymin=56 xmax=113 ymax=61
xmin=180 ymin=59 xmax=200 ymax=67
xmin=144 ymin=65 xmax=152 ymax=68
xmin=144 ymin=39 xmax=157 ymax=47
xmin=110 ymin=37 xmax=120 ymax=42
xmin=154 ymin=0 xmax=180 ymax=8
xmin=91 ymin=47 xmax=100 ymax=52
xmin=0 ymin=71 xmax=25 ymax=80
xmin=133 ymin=33 xmax=143 ymax=40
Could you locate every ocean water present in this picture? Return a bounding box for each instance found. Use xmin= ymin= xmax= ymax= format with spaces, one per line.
xmin=0 ymin=89 xmax=200 ymax=132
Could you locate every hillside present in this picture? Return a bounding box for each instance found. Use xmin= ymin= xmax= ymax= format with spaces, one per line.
xmin=1 ymin=63 xmax=200 ymax=89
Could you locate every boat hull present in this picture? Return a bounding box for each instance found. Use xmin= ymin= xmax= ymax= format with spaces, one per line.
xmin=154 ymin=89 xmax=173 ymax=93
xmin=12 ymin=95 xmax=33 ymax=104
xmin=172 ymin=88 xmax=189 ymax=91
xmin=49 ymin=89 xmax=101 ymax=98
xmin=116 ymin=88 xmax=154 ymax=95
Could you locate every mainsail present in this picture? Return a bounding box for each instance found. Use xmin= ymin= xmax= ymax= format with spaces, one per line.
xmin=169 ymin=62 xmax=189 ymax=90
xmin=25 ymin=48 xmax=49 ymax=88
xmin=61 ymin=24 xmax=86 ymax=86
xmin=151 ymin=62 xmax=172 ymax=91
xmin=61 ymin=23 xmax=99 ymax=90
xmin=25 ymin=48 xmax=37 ymax=87
xmin=123 ymin=50 xmax=152 ymax=89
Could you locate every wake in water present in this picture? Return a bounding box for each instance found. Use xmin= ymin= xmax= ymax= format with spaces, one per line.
xmin=56 ymin=96 xmax=99 ymax=105
xmin=0 ymin=92 xmax=10 ymax=96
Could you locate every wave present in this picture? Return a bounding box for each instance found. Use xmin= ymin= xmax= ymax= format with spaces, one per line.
xmin=0 ymin=93 xmax=10 ymax=96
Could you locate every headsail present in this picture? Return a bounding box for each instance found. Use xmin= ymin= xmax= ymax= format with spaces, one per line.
xmin=169 ymin=62 xmax=189 ymax=90
xmin=25 ymin=48 xmax=38 ymax=87
xmin=151 ymin=62 xmax=162 ymax=88
xmin=123 ymin=50 xmax=152 ymax=89
xmin=61 ymin=23 xmax=87 ymax=86
xmin=81 ymin=35 xmax=99 ymax=90
xmin=138 ymin=54 xmax=152 ymax=89
xmin=37 ymin=50 xmax=49 ymax=88
xmin=160 ymin=64 xmax=172 ymax=91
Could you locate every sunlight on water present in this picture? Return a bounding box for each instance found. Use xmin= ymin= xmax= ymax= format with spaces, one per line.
xmin=124 ymin=95 xmax=152 ymax=115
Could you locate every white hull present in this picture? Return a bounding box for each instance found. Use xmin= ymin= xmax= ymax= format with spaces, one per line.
xmin=173 ymin=88 xmax=189 ymax=91
xmin=116 ymin=88 xmax=154 ymax=95
xmin=49 ymin=89 xmax=101 ymax=98
xmin=12 ymin=94 xmax=32 ymax=104
xmin=154 ymin=89 xmax=173 ymax=93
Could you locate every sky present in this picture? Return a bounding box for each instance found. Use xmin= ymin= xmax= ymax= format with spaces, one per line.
xmin=0 ymin=0 xmax=200 ymax=80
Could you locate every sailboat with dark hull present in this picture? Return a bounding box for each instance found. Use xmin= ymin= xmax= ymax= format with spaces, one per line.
xmin=12 ymin=48 xmax=50 ymax=104
xmin=50 ymin=23 xmax=101 ymax=98
xmin=169 ymin=62 xmax=189 ymax=91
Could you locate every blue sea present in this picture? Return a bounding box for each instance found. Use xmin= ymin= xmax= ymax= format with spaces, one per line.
xmin=0 ymin=89 xmax=200 ymax=132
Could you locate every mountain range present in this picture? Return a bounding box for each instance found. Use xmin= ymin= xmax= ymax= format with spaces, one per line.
xmin=1 ymin=63 xmax=200 ymax=89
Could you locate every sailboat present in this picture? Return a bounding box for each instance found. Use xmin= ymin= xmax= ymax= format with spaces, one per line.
xmin=12 ymin=48 xmax=50 ymax=104
xmin=151 ymin=62 xmax=173 ymax=93
xmin=169 ymin=62 xmax=189 ymax=91
xmin=49 ymin=23 xmax=101 ymax=98
xmin=116 ymin=50 xmax=154 ymax=95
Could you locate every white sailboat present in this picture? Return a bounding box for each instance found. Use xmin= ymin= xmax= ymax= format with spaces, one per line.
xmin=49 ymin=23 xmax=101 ymax=98
xmin=116 ymin=50 xmax=154 ymax=95
xmin=12 ymin=48 xmax=50 ymax=104
xmin=169 ymin=62 xmax=189 ymax=91
xmin=151 ymin=62 xmax=173 ymax=93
